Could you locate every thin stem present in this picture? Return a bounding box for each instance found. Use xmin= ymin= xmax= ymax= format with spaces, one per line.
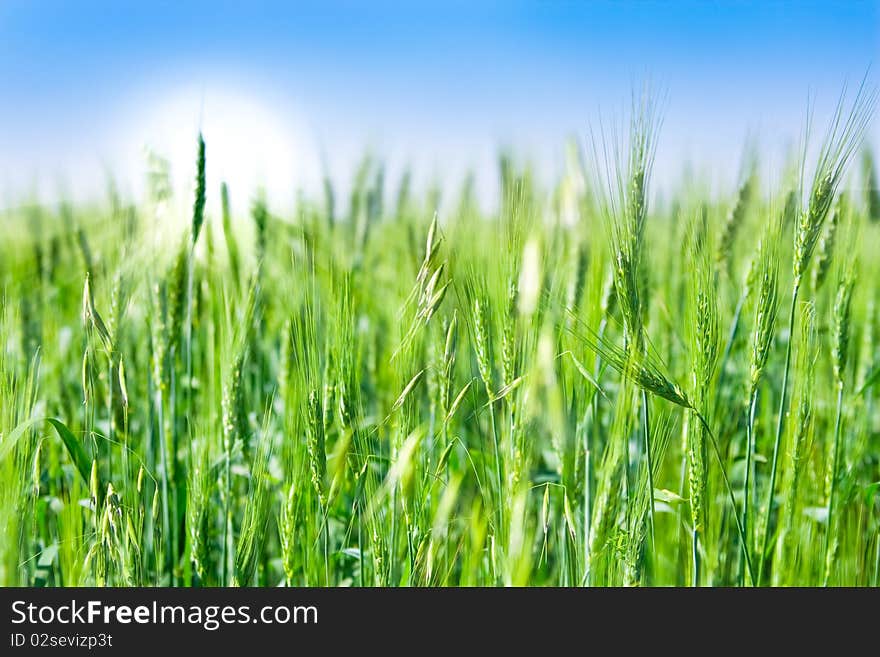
xmin=823 ymin=383 xmax=844 ymax=586
xmin=583 ymin=428 xmax=592 ymax=585
xmin=321 ymin=503 xmax=331 ymax=586
xmin=692 ymin=526 xmax=700 ymax=587
xmin=155 ymin=384 xmax=171 ymax=584
xmin=676 ymin=434 xmax=688 ymax=587
xmin=169 ymin=362 xmax=179 ymax=587
xmin=758 ymin=287 xmax=798 ymax=586
xmin=642 ymin=389 xmax=656 ymax=559
xmin=584 ymin=318 xmax=606 ymax=586
xmin=742 ymin=387 xmax=758 ymax=585
xmin=357 ymin=502 xmax=364 ymax=587
xmin=185 ymin=247 xmax=194 ymax=424
xmin=223 ymin=447 xmax=231 ymax=585
xmin=873 ymin=530 xmax=880 ymax=587
xmin=107 ymin=357 xmax=113 ymax=483
xmin=693 ymin=409 xmax=755 ymax=585
xmin=488 ymin=400 xmax=504 ymax=547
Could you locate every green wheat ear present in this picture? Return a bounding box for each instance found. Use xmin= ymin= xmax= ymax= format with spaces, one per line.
xmin=832 ymin=268 xmax=856 ymax=389
xmin=749 ymin=218 xmax=780 ymax=392
xmin=192 ymin=133 xmax=206 ymax=246
xmin=794 ymin=81 xmax=876 ymax=288
xmin=717 ymin=163 xmax=757 ymax=272
xmin=811 ymin=193 xmax=843 ymax=292
xmin=565 ymin=314 xmax=689 ymax=409
xmin=594 ymin=88 xmax=661 ymax=350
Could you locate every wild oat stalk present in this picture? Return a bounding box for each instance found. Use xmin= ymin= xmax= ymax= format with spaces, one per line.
xmin=395 ymin=214 xmax=449 ymax=359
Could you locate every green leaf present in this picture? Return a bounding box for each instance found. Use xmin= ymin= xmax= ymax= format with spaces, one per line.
xmin=858 ymin=366 xmax=880 ymax=395
xmin=865 ymin=482 xmax=880 ymax=506
xmin=2 ymin=417 xmax=100 ymax=508
xmin=562 ymin=351 xmax=609 ymax=402
xmin=46 ymin=418 xmax=92 ymax=488
xmin=0 ymin=418 xmax=39 ymax=462
xmin=37 ymin=543 xmax=59 ymax=570
xmin=341 ymin=548 xmax=362 ymax=560
xmin=654 ymin=488 xmax=686 ymax=505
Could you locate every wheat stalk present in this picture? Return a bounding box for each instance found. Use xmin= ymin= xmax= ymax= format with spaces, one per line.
xmin=759 ymin=81 xmax=875 ymax=586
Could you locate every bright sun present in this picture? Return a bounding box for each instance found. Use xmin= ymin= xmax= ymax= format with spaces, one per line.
xmin=131 ymin=86 xmax=318 ymax=213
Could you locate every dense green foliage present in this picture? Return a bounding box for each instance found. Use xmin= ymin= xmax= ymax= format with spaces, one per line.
xmin=1 ymin=92 xmax=879 ymax=586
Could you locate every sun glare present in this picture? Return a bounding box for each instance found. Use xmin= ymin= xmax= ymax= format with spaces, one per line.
xmin=130 ymin=87 xmax=318 ymax=214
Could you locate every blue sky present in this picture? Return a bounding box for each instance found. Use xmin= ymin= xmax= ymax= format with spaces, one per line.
xmin=0 ymin=1 xmax=877 ymax=209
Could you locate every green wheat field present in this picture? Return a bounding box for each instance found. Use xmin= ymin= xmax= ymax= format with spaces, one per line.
xmin=1 ymin=88 xmax=879 ymax=587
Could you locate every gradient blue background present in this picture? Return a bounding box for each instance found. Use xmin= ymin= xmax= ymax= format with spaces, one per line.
xmin=0 ymin=1 xmax=877 ymax=207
